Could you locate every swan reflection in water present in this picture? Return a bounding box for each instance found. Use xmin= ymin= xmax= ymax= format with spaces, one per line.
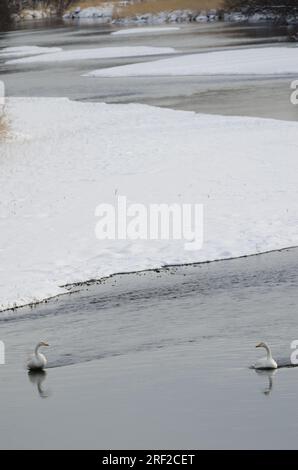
xmin=28 ymin=370 xmax=51 ymax=399
xmin=255 ymin=369 xmax=277 ymax=396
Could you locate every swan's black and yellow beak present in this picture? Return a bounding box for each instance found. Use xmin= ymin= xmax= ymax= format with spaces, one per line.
xmin=255 ymin=343 xmax=262 ymax=348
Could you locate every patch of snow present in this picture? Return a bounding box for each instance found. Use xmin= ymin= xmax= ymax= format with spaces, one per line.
xmin=86 ymin=47 xmax=298 ymax=77
xmin=111 ymin=26 xmax=180 ymax=35
xmin=64 ymin=4 xmax=114 ymax=20
xmin=5 ymin=46 xmax=176 ymax=65
xmin=0 ymin=46 xmax=63 ymax=59
xmin=195 ymin=12 xmax=209 ymax=23
xmin=17 ymin=8 xmax=56 ymax=21
xmin=248 ymin=13 xmax=270 ymax=23
xmin=111 ymin=8 xmax=220 ymax=25
xmin=2 ymin=98 xmax=298 ymax=311
xmin=225 ymin=12 xmax=248 ymax=22
xmin=80 ymin=6 xmax=113 ymax=18
xmin=195 ymin=10 xmax=219 ymax=23
xmin=20 ymin=9 xmax=49 ymax=20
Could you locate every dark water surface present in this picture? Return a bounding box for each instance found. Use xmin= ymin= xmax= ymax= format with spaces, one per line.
xmin=1 ymin=249 xmax=298 ymax=448
xmin=1 ymin=20 xmax=298 ymax=121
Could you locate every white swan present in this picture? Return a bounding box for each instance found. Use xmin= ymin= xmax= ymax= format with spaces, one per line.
xmin=27 ymin=341 xmax=49 ymax=371
xmin=254 ymin=342 xmax=277 ymax=370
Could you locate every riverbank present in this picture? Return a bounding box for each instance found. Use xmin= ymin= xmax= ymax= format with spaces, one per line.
xmin=11 ymin=1 xmax=222 ymax=24
xmin=10 ymin=1 xmax=298 ymax=26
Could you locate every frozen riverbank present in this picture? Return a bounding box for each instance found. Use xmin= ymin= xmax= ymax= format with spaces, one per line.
xmin=1 ymin=97 xmax=298 ymax=311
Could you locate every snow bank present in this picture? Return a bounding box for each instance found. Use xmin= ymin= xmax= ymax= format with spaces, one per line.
xmin=225 ymin=11 xmax=298 ymax=24
xmin=111 ymin=26 xmax=180 ymax=35
xmin=1 ymin=98 xmax=298 ymax=311
xmin=124 ymin=9 xmax=220 ymax=25
xmin=19 ymin=8 xmax=55 ymax=20
xmin=0 ymin=46 xmax=62 ymax=59
xmin=79 ymin=6 xmax=113 ymax=18
xmin=64 ymin=6 xmax=220 ymax=25
xmin=5 ymin=46 xmax=176 ymax=65
xmin=86 ymin=46 xmax=298 ymax=77
xmin=64 ymin=4 xmax=114 ymax=21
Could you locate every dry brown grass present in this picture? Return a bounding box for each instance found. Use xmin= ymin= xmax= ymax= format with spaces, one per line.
xmin=0 ymin=113 xmax=8 ymax=141
xmin=116 ymin=0 xmax=222 ymax=18
xmin=72 ymin=0 xmax=111 ymax=8
xmin=73 ymin=0 xmax=222 ymax=16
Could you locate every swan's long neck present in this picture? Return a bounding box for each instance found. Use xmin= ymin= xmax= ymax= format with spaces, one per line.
xmin=34 ymin=344 xmax=41 ymax=356
xmin=263 ymin=343 xmax=272 ymax=359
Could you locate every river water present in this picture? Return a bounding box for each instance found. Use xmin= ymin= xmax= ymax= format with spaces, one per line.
xmin=0 ymin=20 xmax=298 ymax=449
xmin=1 ymin=20 xmax=298 ymax=120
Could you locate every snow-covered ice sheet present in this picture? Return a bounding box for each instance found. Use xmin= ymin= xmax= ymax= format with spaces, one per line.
xmin=5 ymin=46 xmax=176 ymax=65
xmin=86 ymin=46 xmax=298 ymax=77
xmin=1 ymin=97 xmax=298 ymax=311
xmin=111 ymin=27 xmax=180 ymax=35
xmin=0 ymin=46 xmax=62 ymax=58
